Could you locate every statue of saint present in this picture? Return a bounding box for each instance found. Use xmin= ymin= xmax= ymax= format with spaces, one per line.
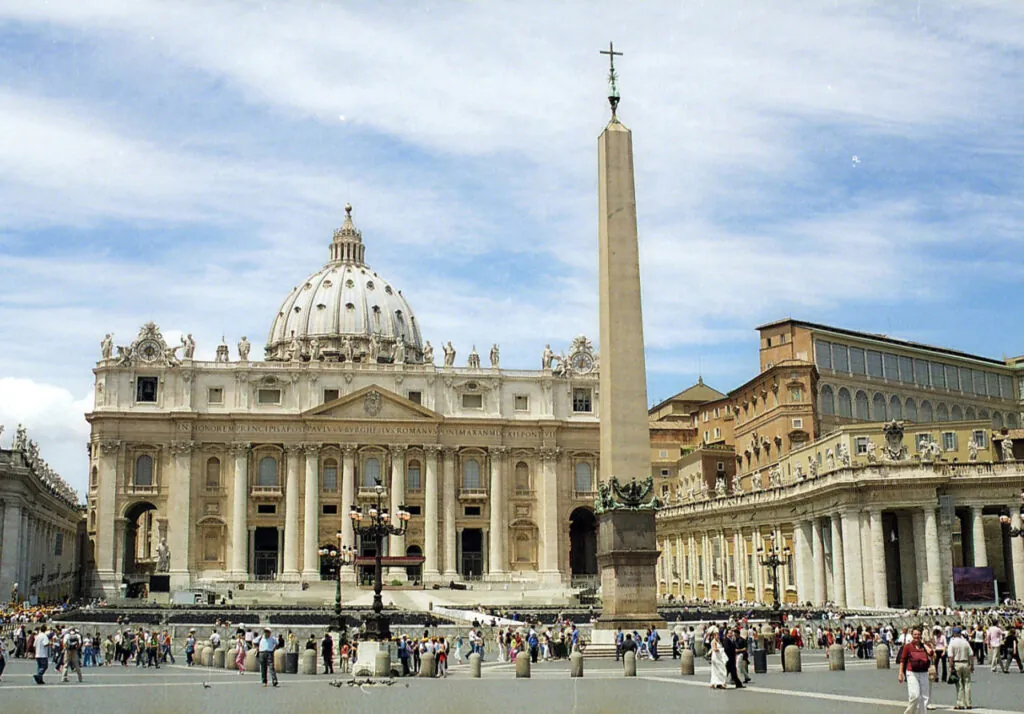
xmin=467 ymin=346 xmax=480 ymax=369
xmin=489 ymin=344 xmax=500 ymax=368
xmin=866 ymin=439 xmax=878 ymax=463
xmin=156 ymin=539 xmax=170 ymax=573
xmin=807 ymin=456 xmax=818 ymax=478
xmin=968 ymin=440 xmax=979 ymax=462
xmin=1002 ymin=437 xmax=1016 ymax=463
xmin=181 ymin=334 xmax=196 ymax=359
xmin=368 ymin=334 xmax=380 ymax=363
xmin=393 ymin=340 xmax=405 ymax=364
xmin=541 ymin=345 xmax=554 ymax=369
xmin=443 ymin=341 xmax=456 ymax=367
xmin=423 ymin=341 xmax=434 ymax=365
xmin=290 ymin=334 xmax=302 ymax=362
xmin=237 ymin=336 xmax=251 ymax=361
xmin=100 ymin=334 xmax=113 ymax=360
xmin=341 ymin=336 xmax=354 ymax=362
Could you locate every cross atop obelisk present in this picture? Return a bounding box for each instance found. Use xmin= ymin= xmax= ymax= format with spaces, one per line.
xmin=600 ymin=41 xmax=623 ymax=119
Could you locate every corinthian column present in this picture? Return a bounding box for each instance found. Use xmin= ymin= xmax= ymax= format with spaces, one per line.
xmin=340 ymin=446 xmax=356 ymax=553
xmin=389 ymin=445 xmax=407 ymax=580
xmin=229 ymin=443 xmax=250 ymax=578
xmin=812 ymin=518 xmax=826 ymax=605
xmin=830 ymin=515 xmax=846 ymax=607
xmin=539 ymin=447 xmax=562 ymax=583
xmin=923 ymin=506 xmax=942 ymax=607
xmin=971 ymin=506 xmax=988 ymax=567
xmin=167 ymin=441 xmax=194 ymax=589
xmin=488 ymin=446 xmax=507 ymax=577
xmin=424 ymin=445 xmax=441 ymax=580
xmin=442 ymin=447 xmax=457 ymax=578
xmin=841 ymin=510 xmax=864 ymax=608
xmin=870 ymin=510 xmax=888 ymax=609
xmin=282 ymin=445 xmax=302 ymax=581
xmin=302 ymin=444 xmax=321 ymax=580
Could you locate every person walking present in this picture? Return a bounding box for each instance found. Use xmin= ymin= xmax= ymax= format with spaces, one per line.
xmin=257 ymin=627 xmax=278 ymax=687
xmin=62 ymin=628 xmax=83 ymax=683
xmin=321 ymin=632 xmax=334 ymax=675
xmin=947 ymin=627 xmax=974 ymax=711
xmin=986 ymin=621 xmax=1003 ymax=673
xmin=1005 ymin=628 xmax=1023 ymax=673
xmin=898 ymin=627 xmax=934 ymax=714
xmin=234 ymin=634 xmax=247 ymax=674
xmin=724 ymin=629 xmax=745 ymax=688
xmin=33 ymin=625 xmax=51 ymax=685
xmin=709 ymin=628 xmax=728 ymax=689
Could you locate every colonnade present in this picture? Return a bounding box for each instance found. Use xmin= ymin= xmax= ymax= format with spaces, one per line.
xmin=0 ymin=497 xmax=78 ymax=600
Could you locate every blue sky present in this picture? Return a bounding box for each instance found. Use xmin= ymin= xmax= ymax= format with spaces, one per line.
xmin=1 ymin=1 xmax=1022 ymax=495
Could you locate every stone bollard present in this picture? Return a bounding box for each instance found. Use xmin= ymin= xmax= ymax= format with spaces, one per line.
xmin=694 ymin=641 xmax=706 ymax=658
xmin=224 ymin=650 xmax=235 ymax=670
xmin=680 ymin=649 xmax=694 ymax=675
xmin=570 ymin=650 xmax=584 ymax=678
xmin=828 ymin=644 xmax=845 ymax=671
xmin=623 ymin=650 xmax=637 ymax=677
xmin=200 ymin=646 xmax=213 ymax=667
xmin=300 ymin=649 xmax=317 ymax=675
xmin=419 ymin=652 xmax=436 ymax=678
xmin=516 ymin=653 xmax=531 ymax=678
xmin=469 ymin=652 xmax=482 ymax=678
xmin=783 ymin=645 xmax=801 ymax=673
xmin=876 ymin=644 xmax=890 ymax=669
xmin=245 ymin=649 xmax=258 ymax=672
xmin=374 ymin=650 xmax=391 ymax=678
xmin=212 ymin=648 xmax=226 ymax=669
xmin=274 ymin=649 xmax=286 ymax=675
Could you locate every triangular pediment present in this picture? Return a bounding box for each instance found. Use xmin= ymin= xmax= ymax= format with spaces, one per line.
xmin=303 ymin=385 xmax=442 ymax=421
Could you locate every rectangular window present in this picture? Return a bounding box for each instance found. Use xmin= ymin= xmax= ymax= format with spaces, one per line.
xmin=323 ymin=389 xmax=340 ymax=403
xmin=942 ymin=432 xmax=957 ymax=451
xmin=514 ymin=394 xmax=529 ymax=411
xmin=959 ymin=367 xmax=973 ymax=394
xmin=792 ymin=418 xmax=803 ymax=429
xmin=322 ymin=464 xmax=338 ymax=490
xmin=716 ymin=461 xmax=725 ymax=472
xmin=704 ymin=430 xmax=709 ymax=442
xmin=406 ymin=391 xmax=422 ymax=405
xmin=854 ymin=437 xmax=869 ymax=455
xmin=973 ymin=370 xmax=986 ymax=396
xmin=930 ymin=363 xmax=946 ymax=389
xmin=899 ymin=356 xmax=914 ymax=384
xmin=789 ymin=387 xmax=802 ymax=402
xmin=464 ymin=506 xmax=481 ymax=517
xmin=832 ymin=345 xmax=849 ymax=372
xmin=257 ymin=388 xmax=281 ymax=405
xmin=256 ymin=504 xmax=276 ymax=515
xmin=136 ymin=376 xmax=158 ymax=403
xmin=713 ymin=427 xmax=721 ymax=439
xmin=849 ymin=348 xmax=866 ymax=375
xmin=713 ymin=407 xmax=720 ymax=418
xmin=406 ymin=505 xmax=421 ymax=516
xmin=914 ymin=359 xmax=930 ymax=386
xmin=883 ymin=353 xmax=899 ymax=381
xmin=54 ymin=532 xmax=63 ymax=556
xmin=660 ymin=469 xmax=670 ymax=477
xmin=987 ymin=373 xmax=999 ymax=399
xmin=946 ymin=364 xmax=959 ymax=391
xmin=461 ymin=393 xmax=483 ymax=409
xmin=703 ymin=411 xmax=709 ymax=422
xmin=207 ymin=387 xmax=224 ymax=404
xmin=815 ymin=340 xmax=832 ymax=370
xmin=1000 ymin=375 xmax=1014 ymax=400
xmin=322 ymin=504 xmax=338 ymax=515
xmin=972 ymin=430 xmax=987 ymax=448
xmin=658 ymin=449 xmax=669 ymax=458
xmin=867 ymin=350 xmax=884 ymax=378
xmin=572 ymin=388 xmax=592 ymax=413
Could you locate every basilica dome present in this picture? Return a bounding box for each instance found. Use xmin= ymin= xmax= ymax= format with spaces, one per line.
xmin=266 ymin=205 xmax=424 ymax=363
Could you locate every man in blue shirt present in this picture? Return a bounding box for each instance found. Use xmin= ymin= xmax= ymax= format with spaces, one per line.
xmin=257 ymin=627 xmax=279 ymax=687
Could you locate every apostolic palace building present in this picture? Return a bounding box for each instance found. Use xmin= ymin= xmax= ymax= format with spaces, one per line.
xmin=84 ymin=207 xmax=607 ymax=597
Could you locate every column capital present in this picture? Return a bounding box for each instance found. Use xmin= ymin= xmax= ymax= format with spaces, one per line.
xmin=302 ymin=443 xmax=321 ymax=457
xmin=228 ymin=441 xmax=251 ymax=455
xmin=340 ymin=444 xmax=358 ymax=456
xmin=422 ymin=444 xmax=442 ymax=456
xmin=284 ymin=443 xmax=304 ymax=455
xmin=169 ymin=441 xmax=196 ymax=456
xmin=539 ymin=446 xmax=562 ymax=462
xmin=490 ymin=446 xmax=509 ymax=456
xmin=441 ymin=446 xmax=460 ymax=458
xmin=388 ymin=444 xmax=408 ymax=457
xmin=99 ymin=440 xmax=122 ymax=455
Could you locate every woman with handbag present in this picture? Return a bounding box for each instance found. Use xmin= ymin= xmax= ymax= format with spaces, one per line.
xmin=899 ymin=628 xmax=935 ymax=714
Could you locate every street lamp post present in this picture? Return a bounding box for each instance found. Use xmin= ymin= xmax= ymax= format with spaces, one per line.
xmin=757 ymin=534 xmax=791 ymax=612
xmin=318 ymin=531 xmax=354 ymax=638
xmin=349 ymin=481 xmax=409 ymax=641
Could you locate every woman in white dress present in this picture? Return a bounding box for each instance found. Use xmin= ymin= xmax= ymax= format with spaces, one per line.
xmin=709 ymin=628 xmax=728 ymax=689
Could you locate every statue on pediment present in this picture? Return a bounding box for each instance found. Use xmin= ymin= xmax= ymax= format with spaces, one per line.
xmin=238 ymin=336 xmax=251 ymax=361
xmin=443 ymin=341 xmax=456 ymax=367
xmin=489 ymin=344 xmax=500 ymax=368
xmin=423 ymin=341 xmax=434 ymax=365
xmin=542 ymin=345 xmax=554 ymax=370
xmin=100 ymin=334 xmax=113 ymax=360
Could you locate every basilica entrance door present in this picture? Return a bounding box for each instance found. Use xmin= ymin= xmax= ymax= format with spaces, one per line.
xmin=461 ymin=529 xmax=483 ymax=577
xmin=253 ymin=527 xmax=279 ymax=580
xmin=569 ymin=507 xmax=598 ymax=585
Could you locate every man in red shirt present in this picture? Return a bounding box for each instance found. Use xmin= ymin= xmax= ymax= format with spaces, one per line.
xmin=898 ymin=628 xmax=934 ymax=714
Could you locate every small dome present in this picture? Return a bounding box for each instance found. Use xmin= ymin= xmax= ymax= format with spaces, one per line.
xmin=266 ymin=206 xmax=423 ymax=362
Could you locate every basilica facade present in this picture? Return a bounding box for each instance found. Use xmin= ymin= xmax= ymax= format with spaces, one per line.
xmin=85 ymin=207 xmax=606 ymax=597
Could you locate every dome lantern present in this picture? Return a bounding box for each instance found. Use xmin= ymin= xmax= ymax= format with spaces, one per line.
xmin=329 ymin=203 xmax=367 ymax=266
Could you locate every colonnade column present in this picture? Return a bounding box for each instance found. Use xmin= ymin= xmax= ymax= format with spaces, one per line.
xmin=794 ymin=520 xmax=811 ymax=604
xmin=0 ymin=499 xmax=22 ymax=592
xmin=830 ymin=515 xmax=847 ymax=607
xmin=441 ymin=448 xmax=457 ymax=578
xmin=840 ymin=510 xmax=864 ymax=607
xmin=971 ymin=506 xmax=988 ymax=567
xmin=859 ymin=512 xmax=875 ymax=608
xmin=282 ymin=445 xmax=301 ymax=581
xmin=539 ymin=447 xmax=561 ymax=582
xmin=488 ymin=447 xmax=507 ymax=576
xmin=870 ymin=510 xmax=888 ymax=609
xmin=733 ymin=531 xmax=742 ymax=600
xmin=811 ymin=518 xmax=826 ymax=605
xmin=229 ymin=443 xmax=250 ymax=577
xmin=340 ymin=446 xmax=356 ymax=555
xmin=1010 ymin=508 xmax=1024 ymax=601
xmin=168 ymin=441 xmax=194 ymax=589
xmin=389 ymin=445 xmax=407 ymax=580
xmin=922 ymin=506 xmax=942 ymax=607
xmin=302 ymin=444 xmax=320 ymax=580
xmin=423 ymin=446 xmax=440 ymax=580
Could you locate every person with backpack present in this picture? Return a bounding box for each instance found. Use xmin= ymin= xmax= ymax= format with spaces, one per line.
xmin=62 ymin=628 xmax=83 ymax=683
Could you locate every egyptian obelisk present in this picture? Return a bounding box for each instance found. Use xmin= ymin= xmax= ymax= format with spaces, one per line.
xmin=594 ymin=43 xmax=664 ymax=636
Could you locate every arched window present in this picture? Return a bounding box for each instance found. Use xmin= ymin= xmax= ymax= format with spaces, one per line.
xmin=936 ymin=403 xmax=949 ymax=422
xmin=920 ymin=400 xmax=933 ymax=423
xmin=965 ymin=406 xmax=976 ymax=420
xmin=951 ymin=405 xmax=963 ymax=421
xmin=257 ymin=456 xmax=278 ymax=487
xmin=204 ymin=530 xmax=221 ymax=562
xmin=575 ymin=463 xmax=593 ymax=493
xmin=1008 ymin=413 xmax=1019 ymax=428
xmin=978 ymin=408 xmax=989 ymax=420
xmin=855 ymin=391 xmax=870 ymax=420
xmin=820 ymin=385 xmax=835 ymax=416
xmin=837 ymin=388 xmax=852 ymax=418
xmin=872 ymin=393 xmax=887 ymax=421
xmin=322 ymin=458 xmax=338 ymax=491
xmin=905 ymin=398 xmax=918 ymax=422
xmin=515 ymin=533 xmax=532 ymax=563
xmin=205 ymin=457 xmax=221 ymax=489
xmin=406 ymin=460 xmax=422 ymax=491
xmin=362 ymin=457 xmax=381 ymax=488
xmin=889 ymin=395 xmax=903 ymax=420
xmin=90 ymin=466 xmax=98 ymax=489
xmin=993 ymin=412 xmax=1004 ymax=429
xmin=514 ymin=461 xmax=530 ymax=493
xmin=135 ymin=455 xmax=153 ymax=487
xmin=462 ymin=458 xmax=481 ymax=490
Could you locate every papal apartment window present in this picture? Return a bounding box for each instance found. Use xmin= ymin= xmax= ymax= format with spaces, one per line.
xmin=714 ymin=427 xmax=721 ymax=439
xmin=323 ymin=389 xmax=340 ymax=403
xmin=462 ymin=393 xmax=483 ymax=409
xmin=257 ymin=388 xmax=282 ymax=405
xmin=572 ymin=388 xmax=592 ymax=413
xmin=207 ymin=387 xmax=224 ymax=405
xmin=972 ymin=430 xmax=987 ymax=448
xmin=659 ymin=449 xmax=669 ymax=458
xmin=257 ymin=504 xmax=276 ymax=515
xmin=464 ymin=506 xmax=481 ymax=517
xmin=322 ymin=504 xmax=338 ymax=515
xmin=942 ymin=432 xmax=957 ymax=451
xmin=855 ymin=437 xmax=869 ymax=455
xmin=136 ymin=376 xmax=158 ymax=403
xmin=407 ymin=391 xmax=422 ymax=405
xmin=514 ymin=394 xmax=529 ymax=411
xmin=792 ymin=418 xmax=803 ymax=429
xmin=660 ymin=468 xmax=670 ymax=477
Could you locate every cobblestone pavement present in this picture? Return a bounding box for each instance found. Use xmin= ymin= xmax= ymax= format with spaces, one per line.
xmin=2 ymin=653 xmax=1023 ymax=714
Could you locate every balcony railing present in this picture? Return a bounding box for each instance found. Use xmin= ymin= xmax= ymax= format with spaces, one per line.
xmin=573 ymin=489 xmax=598 ymax=500
xmin=458 ymin=487 xmax=488 ymax=499
xmin=513 ymin=488 xmax=535 ymax=498
xmin=250 ymin=485 xmax=283 ymax=498
xmin=357 ymin=487 xmax=388 ymax=498
xmin=128 ymin=483 xmax=158 ymax=495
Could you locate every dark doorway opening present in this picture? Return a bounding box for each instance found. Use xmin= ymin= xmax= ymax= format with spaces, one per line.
xmin=569 ymin=507 xmax=598 ymax=581
xmin=253 ymin=527 xmax=279 ymax=580
xmin=406 ymin=546 xmax=423 ymax=583
xmin=461 ymin=529 xmax=483 ymax=577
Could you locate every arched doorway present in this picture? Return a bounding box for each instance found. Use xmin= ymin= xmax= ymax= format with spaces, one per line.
xmin=569 ymin=507 xmax=598 ymax=584
xmin=122 ymin=501 xmax=159 ymax=598
xmin=406 ymin=546 xmax=423 ymax=584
